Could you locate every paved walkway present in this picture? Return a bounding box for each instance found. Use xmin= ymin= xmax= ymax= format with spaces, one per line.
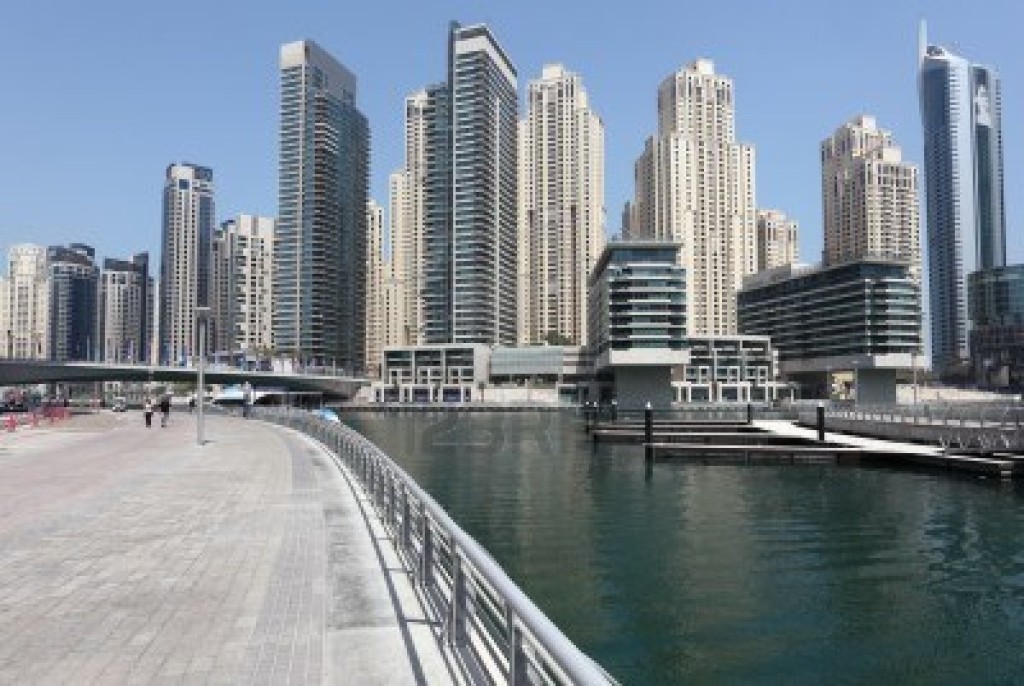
xmin=0 ymin=410 xmax=460 ymax=684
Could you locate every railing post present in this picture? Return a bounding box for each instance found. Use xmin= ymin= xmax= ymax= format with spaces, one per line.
xmin=816 ymin=403 xmax=826 ymax=443
xmin=506 ymin=605 xmax=528 ymax=685
xmin=420 ymin=509 xmax=434 ymax=588
xmin=449 ymin=546 xmax=468 ymax=646
xmin=402 ymin=488 xmax=411 ymax=551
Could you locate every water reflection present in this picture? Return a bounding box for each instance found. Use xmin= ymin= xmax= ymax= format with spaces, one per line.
xmin=344 ymin=411 xmax=1024 ymax=685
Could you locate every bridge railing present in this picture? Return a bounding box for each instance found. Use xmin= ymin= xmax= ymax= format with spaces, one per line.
xmin=254 ymin=407 xmax=616 ymax=686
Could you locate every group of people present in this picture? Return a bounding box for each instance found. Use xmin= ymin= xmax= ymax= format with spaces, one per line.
xmin=142 ymin=396 xmax=171 ymax=428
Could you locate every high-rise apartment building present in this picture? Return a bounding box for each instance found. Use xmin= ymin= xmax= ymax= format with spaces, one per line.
xmin=821 ymin=116 xmax=920 ymax=281
xmin=100 ymin=253 xmax=151 ymax=364
xmin=0 ymin=245 xmax=50 ymax=359
xmin=631 ymin=59 xmax=756 ymax=336
xmin=365 ymin=200 xmax=385 ymax=377
xmin=47 ymin=243 xmax=99 ymax=362
xmin=918 ymin=23 xmax=1007 ymax=377
xmin=395 ymin=23 xmax=517 ymax=346
xmin=160 ymin=162 xmax=214 ymax=364
xmin=755 ymin=210 xmax=799 ymax=272
xmin=518 ymin=64 xmax=605 ymax=346
xmin=211 ymin=215 xmax=275 ymax=355
xmin=276 ymin=40 xmax=369 ymax=371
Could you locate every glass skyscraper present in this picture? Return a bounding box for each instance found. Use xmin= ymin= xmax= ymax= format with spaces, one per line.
xmin=918 ymin=22 xmax=1007 ymax=378
xmin=276 ymin=40 xmax=369 ymax=371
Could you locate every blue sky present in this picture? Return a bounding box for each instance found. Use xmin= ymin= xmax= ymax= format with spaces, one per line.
xmin=0 ymin=0 xmax=1020 ymax=268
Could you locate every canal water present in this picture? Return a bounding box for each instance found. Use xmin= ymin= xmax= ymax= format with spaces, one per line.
xmin=344 ymin=411 xmax=1024 ymax=685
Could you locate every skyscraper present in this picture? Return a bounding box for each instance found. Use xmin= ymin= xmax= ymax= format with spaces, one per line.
xmin=632 ymin=59 xmax=756 ymax=336
xmin=755 ymin=210 xmax=799 ymax=272
xmin=821 ymin=115 xmax=920 ymax=280
xmin=211 ymin=215 xmax=275 ymax=356
xmin=0 ymin=245 xmax=49 ymax=359
xmin=160 ymin=162 xmax=214 ymax=364
xmin=518 ymin=64 xmax=605 ymax=346
xmin=47 ymin=243 xmax=99 ymax=362
xmin=365 ymin=199 xmax=385 ymax=377
xmin=100 ymin=253 xmax=151 ymax=364
xmin=918 ymin=22 xmax=1007 ymax=377
xmin=395 ymin=23 xmax=518 ymax=346
xmin=276 ymin=40 xmax=369 ymax=371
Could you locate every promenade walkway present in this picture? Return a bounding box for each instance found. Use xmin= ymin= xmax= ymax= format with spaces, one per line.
xmin=0 ymin=411 xmax=459 ymax=684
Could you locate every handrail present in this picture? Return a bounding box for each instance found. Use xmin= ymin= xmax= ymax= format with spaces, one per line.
xmin=254 ymin=406 xmax=616 ymax=686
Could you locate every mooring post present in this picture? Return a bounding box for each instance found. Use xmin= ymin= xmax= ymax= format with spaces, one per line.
xmin=816 ymin=402 xmax=826 ymax=442
xmin=644 ymin=401 xmax=654 ymax=463
xmin=746 ymin=402 xmax=753 ymax=425
xmin=584 ymin=402 xmax=592 ymax=434
xmin=611 ymin=399 xmax=618 ymax=422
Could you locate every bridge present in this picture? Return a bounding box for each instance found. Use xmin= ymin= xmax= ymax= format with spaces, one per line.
xmin=0 ymin=360 xmax=368 ymax=400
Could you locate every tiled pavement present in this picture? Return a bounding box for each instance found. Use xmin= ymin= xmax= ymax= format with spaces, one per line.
xmin=0 ymin=411 xmax=461 ymax=684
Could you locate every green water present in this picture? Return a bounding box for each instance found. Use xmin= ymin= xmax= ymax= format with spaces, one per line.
xmin=343 ymin=411 xmax=1024 ymax=685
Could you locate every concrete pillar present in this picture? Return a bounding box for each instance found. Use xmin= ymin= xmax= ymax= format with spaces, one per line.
xmin=855 ymin=368 xmax=898 ymax=406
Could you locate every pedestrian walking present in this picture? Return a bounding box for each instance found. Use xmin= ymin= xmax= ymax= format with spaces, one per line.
xmin=189 ymin=395 xmax=195 ymax=413
xmin=159 ymin=395 xmax=171 ymax=427
xmin=143 ymin=397 xmax=153 ymax=428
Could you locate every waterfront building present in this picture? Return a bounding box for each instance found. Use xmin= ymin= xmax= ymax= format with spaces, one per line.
xmin=0 ymin=245 xmax=50 ymax=359
xmin=631 ymin=59 xmax=756 ymax=336
xmin=365 ymin=200 xmax=385 ymax=377
xmin=587 ymin=241 xmax=688 ymax=408
xmin=161 ymin=162 xmax=214 ymax=365
xmin=518 ymin=64 xmax=605 ymax=346
xmin=47 ymin=244 xmax=99 ymax=362
xmin=918 ymin=23 xmax=1007 ymax=378
xmin=211 ymin=215 xmax=275 ymax=357
xmin=821 ymin=115 xmax=920 ymax=281
xmin=400 ymin=23 xmax=517 ymax=346
xmin=276 ymin=40 xmax=369 ymax=372
xmin=968 ymin=265 xmax=1024 ymax=389
xmin=755 ymin=210 xmax=799 ymax=272
xmin=738 ymin=258 xmax=921 ymax=403
xmin=99 ymin=253 xmax=151 ymax=364
xmin=674 ymin=335 xmax=796 ymax=403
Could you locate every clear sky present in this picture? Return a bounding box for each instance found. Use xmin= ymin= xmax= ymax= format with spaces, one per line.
xmin=0 ymin=0 xmax=1020 ymax=269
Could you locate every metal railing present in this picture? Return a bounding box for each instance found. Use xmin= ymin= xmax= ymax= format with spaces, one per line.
xmin=254 ymin=407 xmax=615 ymax=686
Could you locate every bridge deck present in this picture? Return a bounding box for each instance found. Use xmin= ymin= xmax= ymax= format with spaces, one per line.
xmin=0 ymin=411 xmax=459 ymax=684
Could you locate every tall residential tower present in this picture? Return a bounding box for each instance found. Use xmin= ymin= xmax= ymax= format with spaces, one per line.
xmin=918 ymin=23 xmax=1007 ymax=377
xmin=518 ymin=64 xmax=605 ymax=345
xmin=276 ymin=40 xmax=369 ymax=371
xmin=631 ymin=59 xmax=756 ymax=336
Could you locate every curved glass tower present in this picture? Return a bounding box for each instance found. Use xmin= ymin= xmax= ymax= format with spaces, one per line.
xmin=918 ymin=22 xmax=1006 ymax=378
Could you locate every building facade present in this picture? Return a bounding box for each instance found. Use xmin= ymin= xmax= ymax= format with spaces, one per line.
xmin=365 ymin=200 xmax=385 ymax=377
xmin=47 ymin=244 xmax=99 ymax=362
xmin=518 ymin=64 xmax=605 ymax=346
xmin=755 ymin=210 xmax=799 ymax=272
xmin=918 ymin=24 xmax=1007 ymax=377
xmin=821 ymin=115 xmax=920 ymax=280
xmin=588 ymin=241 xmax=688 ymax=407
xmin=160 ymin=162 xmax=214 ymax=364
xmin=968 ymin=265 xmax=1024 ymax=389
xmin=674 ymin=335 xmax=795 ymax=403
xmin=276 ymin=40 xmax=369 ymax=371
xmin=211 ymin=215 xmax=275 ymax=356
xmin=631 ymin=59 xmax=756 ymax=336
xmin=99 ymin=253 xmax=151 ymax=364
xmin=0 ymin=245 xmax=50 ymax=359
xmin=739 ymin=258 xmax=921 ymax=403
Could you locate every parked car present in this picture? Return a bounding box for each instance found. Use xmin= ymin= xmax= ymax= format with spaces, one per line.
xmin=111 ymin=397 xmax=128 ymax=412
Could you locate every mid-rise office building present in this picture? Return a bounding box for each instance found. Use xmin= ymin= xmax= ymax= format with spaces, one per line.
xmin=918 ymin=23 xmax=1007 ymax=377
xmin=518 ymin=64 xmax=605 ymax=346
xmin=99 ymin=253 xmax=151 ymax=364
xmin=739 ymin=258 xmax=921 ymax=403
xmin=211 ymin=215 xmax=275 ymax=356
xmin=161 ymin=162 xmax=214 ymax=364
xmin=395 ymin=23 xmax=517 ymax=346
xmin=631 ymin=59 xmax=756 ymax=336
xmin=968 ymin=265 xmax=1024 ymax=389
xmin=588 ymin=241 xmax=688 ymax=407
xmin=0 ymin=245 xmax=50 ymax=359
xmin=756 ymin=210 xmax=799 ymax=272
xmin=47 ymin=244 xmax=99 ymax=362
xmin=276 ymin=40 xmax=369 ymax=371
xmin=821 ymin=115 xmax=920 ymax=280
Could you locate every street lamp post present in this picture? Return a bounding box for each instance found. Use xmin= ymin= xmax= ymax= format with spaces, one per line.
xmin=196 ymin=306 xmax=210 ymax=446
